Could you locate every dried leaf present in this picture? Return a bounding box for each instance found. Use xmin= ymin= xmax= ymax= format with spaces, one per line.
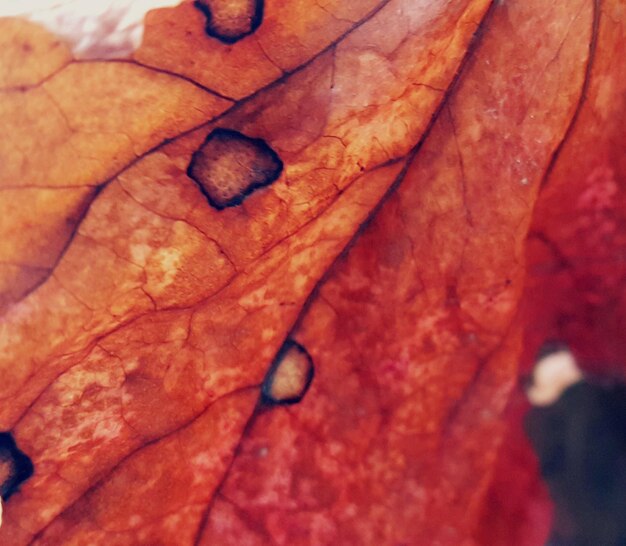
xmin=0 ymin=0 xmax=623 ymax=544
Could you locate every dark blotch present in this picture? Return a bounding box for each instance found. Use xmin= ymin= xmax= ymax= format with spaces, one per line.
xmin=187 ymin=128 xmax=283 ymax=210
xmin=261 ymin=340 xmax=314 ymax=406
xmin=0 ymin=432 xmax=34 ymax=500
xmin=194 ymin=0 xmax=263 ymax=44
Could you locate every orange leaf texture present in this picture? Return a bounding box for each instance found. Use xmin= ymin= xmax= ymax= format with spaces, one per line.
xmin=0 ymin=0 xmax=623 ymax=544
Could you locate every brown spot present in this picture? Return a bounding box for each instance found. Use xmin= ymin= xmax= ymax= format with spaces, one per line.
xmin=262 ymin=340 xmax=314 ymax=405
xmin=194 ymin=0 xmax=263 ymax=44
xmin=187 ymin=128 xmax=283 ymax=210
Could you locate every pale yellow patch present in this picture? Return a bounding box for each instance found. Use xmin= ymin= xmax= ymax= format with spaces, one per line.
xmin=270 ymin=346 xmax=311 ymax=402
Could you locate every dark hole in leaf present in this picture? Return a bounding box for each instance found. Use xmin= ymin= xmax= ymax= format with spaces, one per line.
xmin=0 ymin=432 xmax=34 ymax=501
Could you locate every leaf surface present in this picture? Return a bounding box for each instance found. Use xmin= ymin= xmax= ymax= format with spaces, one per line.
xmin=0 ymin=0 xmax=621 ymax=544
xmin=480 ymin=1 xmax=626 ymax=543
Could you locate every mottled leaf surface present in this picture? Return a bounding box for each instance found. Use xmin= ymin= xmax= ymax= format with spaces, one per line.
xmin=0 ymin=0 xmax=622 ymax=544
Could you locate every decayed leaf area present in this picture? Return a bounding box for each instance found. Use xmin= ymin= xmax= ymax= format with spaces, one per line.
xmin=0 ymin=0 xmax=623 ymax=544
